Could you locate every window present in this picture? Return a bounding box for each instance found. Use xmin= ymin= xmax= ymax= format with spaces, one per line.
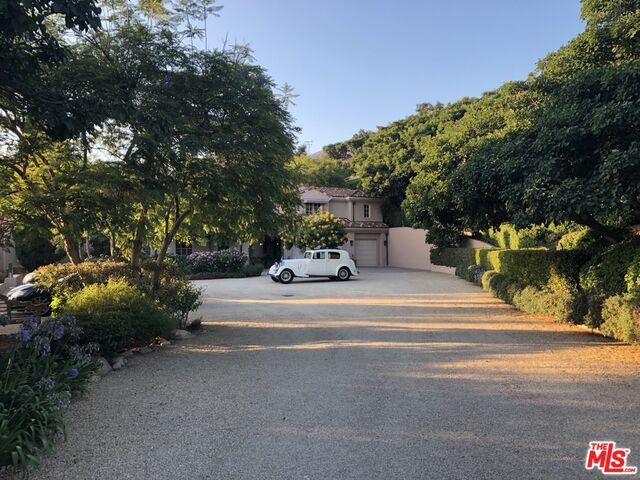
xmin=313 ymin=251 xmax=326 ymax=260
xmin=304 ymin=251 xmax=313 ymax=259
xmin=175 ymin=240 xmax=192 ymax=256
xmin=305 ymin=203 xmax=323 ymax=215
xmin=329 ymin=251 xmax=340 ymax=259
xmin=363 ymin=204 xmax=370 ymax=218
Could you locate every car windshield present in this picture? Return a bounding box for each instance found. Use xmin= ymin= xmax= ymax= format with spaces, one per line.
xmin=304 ymin=251 xmax=313 ymax=259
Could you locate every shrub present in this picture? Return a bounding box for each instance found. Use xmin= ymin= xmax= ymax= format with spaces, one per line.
xmin=481 ymin=270 xmax=585 ymax=323
xmin=0 ymin=316 xmax=97 ymax=472
xmin=431 ymin=247 xmax=478 ymax=267
xmin=485 ymin=223 xmax=571 ymax=250
xmin=625 ymin=254 xmax=640 ymax=293
xmin=455 ymin=263 xmax=484 ymax=284
xmin=556 ymin=227 xmax=609 ymax=254
xmin=60 ymin=279 xmax=175 ymax=356
xmin=12 ymin=228 xmax=65 ymax=271
xmin=601 ymin=294 xmax=640 ymax=344
xmin=293 ymin=211 xmax=347 ymax=249
xmin=35 ymin=260 xmax=140 ymax=302
xmin=579 ymin=240 xmax=640 ymax=326
xmin=243 ymin=262 xmax=264 ymax=277
xmin=186 ymin=249 xmax=247 ymax=273
xmin=188 ymin=271 xmax=247 ymax=280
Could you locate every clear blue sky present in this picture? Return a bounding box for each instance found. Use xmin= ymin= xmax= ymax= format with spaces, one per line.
xmin=206 ymin=0 xmax=585 ymax=151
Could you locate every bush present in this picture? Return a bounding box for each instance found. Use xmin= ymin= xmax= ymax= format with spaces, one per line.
xmin=455 ymin=263 xmax=484 ymax=284
xmin=60 ymin=279 xmax=175 ymax=356
xmin=601 ymin=294 xmax=640 ymax=344
xmin=579 ymin=240 xmax=640 ymax=326
xmin=35 ymin=260 xmax=140 ymax=303
xmin=625 ymin=254 xmax=640 ymax=293
xmin=481 ymin=270 xmax=585 ymax=323
xmin=189 ymin=271 xmax=247 ymax=280
xmin=186 ymin=249 xmax=247 ymax=273
xmin=431 ymin=247 xmax=479 ymax=267
xmin=556 ymin=227 xmax=609 ymax=254
xmin=0 ymin=316 xmax=97 ymax=472
xmin=485 ymin=223 xmax=571 ymax=250
xmin=243 ymin=262 xmax=264 ymax=277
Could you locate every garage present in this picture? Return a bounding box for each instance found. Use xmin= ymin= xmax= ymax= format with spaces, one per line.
xmin=355 ymin=238 xmax=379 ymax=267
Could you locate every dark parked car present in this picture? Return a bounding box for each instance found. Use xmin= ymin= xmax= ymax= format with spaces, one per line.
xmin=5 ymin=283 xmax=53 ymax=317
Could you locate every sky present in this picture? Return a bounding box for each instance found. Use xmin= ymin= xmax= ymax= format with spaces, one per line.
xmin=205 ymin=0 xmax=585 ymax=151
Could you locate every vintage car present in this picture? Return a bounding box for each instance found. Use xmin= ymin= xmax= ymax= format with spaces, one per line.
xmin=269 ymin=249 xmax=359 ymax=284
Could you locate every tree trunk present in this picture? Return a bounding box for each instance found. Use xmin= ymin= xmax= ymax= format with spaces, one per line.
xmin=109 ymin=231 xmax=117 ymax=258
xmin=131 ymin=207 xmax=146 ymax=270
xmin=63 ymin=235 xmax=82 ymax=265
xmin=150 ymin=209 xmax=192 ymax=292
xmin=578 ymin=215 xmax=624 ymax=244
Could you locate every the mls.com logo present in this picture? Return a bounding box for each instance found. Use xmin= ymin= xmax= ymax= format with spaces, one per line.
xmin=585 ymin=441 xmax=638 ymax=475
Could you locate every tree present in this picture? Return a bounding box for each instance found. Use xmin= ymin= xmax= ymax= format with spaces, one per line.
xmin=0 ymin=0 xmax=102 ymax=137
xmin=289 ymin=154 xmax=358 ymax=188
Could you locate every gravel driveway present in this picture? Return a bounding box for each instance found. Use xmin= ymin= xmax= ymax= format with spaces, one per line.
xmin=29 ymin=269 xmax=640 ymax=479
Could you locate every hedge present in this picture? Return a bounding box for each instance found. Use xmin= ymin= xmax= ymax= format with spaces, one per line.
xmin=481 ymin=270 xmax=586 ymax=323
xmin=579 ymin=240 xmax=640 ymax=326
xmin=433 ymin=247 xmax=587 ymax=288
xmin=601 ymin=293 xmax=640 ymax=344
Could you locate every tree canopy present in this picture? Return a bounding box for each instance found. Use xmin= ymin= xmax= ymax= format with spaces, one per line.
xmin=330 ymin=0 xmax=640 ymax=246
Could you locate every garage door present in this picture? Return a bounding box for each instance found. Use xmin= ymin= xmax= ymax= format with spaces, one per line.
xmin=356 ymin=239 xmax=378 ymax=267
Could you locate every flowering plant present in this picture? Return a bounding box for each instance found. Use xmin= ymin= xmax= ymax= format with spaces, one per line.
xmin=186 ymin=249 xmax=248 ymax=273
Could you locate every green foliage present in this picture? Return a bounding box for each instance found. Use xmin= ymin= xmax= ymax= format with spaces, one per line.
xmin=289 ymin=211 xmax=348 ymax=250
xmin=601 ymin=293 xmax=640 ymax=344
xmin=0 ymin=317 xmax=97 ymax=472
xmin=186 ymin=249 xmax=248 ymax=273
xmin=289 ymin=154 xmax=357 ymax=188
xmin=556 ymin=227 xmax=609 ymax=254
xmin=12 ymin=228 xmax=65 ymax=271
xmin=188 ymin=271 xmax=247 ymax=280
xmin=625 ymin=254 xmax=640 ymax=293
xmin=61 ymin=279 xmax=175 ymax=356
xmin=243 ymin=263 xmax=264 ymax=277
xmin=455 ymin=263 xmax=485 ymax=284
xmin=481 ymin=271 xmax=586 ymax=323
xmin=579 ymin=240 xmax=640 ymax=325
xmin=486 ymin=223 xmax=571 ymax=250
xmin=35 ymin=261 xmax=140 ymax=304
xmin=430 ymin=247 xmax=478 ymax=268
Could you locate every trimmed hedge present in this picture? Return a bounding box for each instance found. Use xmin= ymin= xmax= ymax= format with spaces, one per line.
xmin=481 ymin=270 xmax=586 ymax=323
xmin=601 ymin=294 xmax=640 ymax=344
xmin=579 ymin=240 xmax=640 ymax=326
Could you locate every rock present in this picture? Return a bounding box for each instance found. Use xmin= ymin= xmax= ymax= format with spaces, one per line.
xmin=173 ymin=329 xmax=192 ymax=340
xmin=111 ymin=356 xmax=126 ymax=370
xmin=97 ymin=357 xmax=112 ymax=376
xmin=139 ymin=346 xmax=153 ymax=354
xmin=156 ymin=338 xmax=171 ymax=347
xmin=121 ymin=349 xmax=134 ymax=358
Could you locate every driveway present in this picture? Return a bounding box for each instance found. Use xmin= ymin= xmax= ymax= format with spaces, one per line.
xmin=31 ymin=269 xmax=640 ymax=479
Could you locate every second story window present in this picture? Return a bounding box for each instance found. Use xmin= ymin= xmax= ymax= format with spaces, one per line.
xmin=363 ymin=204 xmax=370 ymax=218
xmin=305 ymin=203 xmax=323 ymax=215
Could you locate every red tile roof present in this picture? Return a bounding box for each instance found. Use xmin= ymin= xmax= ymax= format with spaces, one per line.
xmin=338 ymin=218 xmax=389 ymax=229
xmin=300 ymin=185 xmax=375 ymax=198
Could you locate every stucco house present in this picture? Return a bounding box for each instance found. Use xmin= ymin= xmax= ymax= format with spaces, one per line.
xmin=163 ymin=185 xmax=389 ymax=267
xmin=284 ymin=186 xmax=389 ymax=267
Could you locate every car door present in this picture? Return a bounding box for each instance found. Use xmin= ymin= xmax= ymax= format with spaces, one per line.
xmin=307 ymin=251 xmax=326 ymax=276
xmin=326 ymin=251 xmax=341 ymax=276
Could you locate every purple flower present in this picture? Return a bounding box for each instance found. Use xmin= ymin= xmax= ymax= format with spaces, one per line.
xmin=36 ymin=377 xmax=56 ymax=391
xmin=68 ymin=368 xmax=79 ymax=379
xmin=239 ymin=68 xmax=249 ymax=78
xmin=255 ymin=74 xmax=268 ymax=86
xmin=15 ymin=328 xmax=32 ymax=342
xmin=32 ymin=335 xmax=51 ymax=357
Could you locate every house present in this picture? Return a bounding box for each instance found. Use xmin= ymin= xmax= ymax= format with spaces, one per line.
xmin=284 ymin=186 xmax=389 ymax=267
xmin=164 ymin=185 xmax=389 ymax=267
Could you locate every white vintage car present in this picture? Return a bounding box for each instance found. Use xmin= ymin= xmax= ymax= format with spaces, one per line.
xmin=269 ymin=249 xmax=359 ymax=283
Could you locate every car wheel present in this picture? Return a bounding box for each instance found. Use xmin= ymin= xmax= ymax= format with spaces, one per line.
xmin=337 ymin=267 xmax=351 ymax=281
xmin=279 ymin=269 xmax=294 ymax=284
xmin=270 ymin=275 xmax=280 ymax=283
